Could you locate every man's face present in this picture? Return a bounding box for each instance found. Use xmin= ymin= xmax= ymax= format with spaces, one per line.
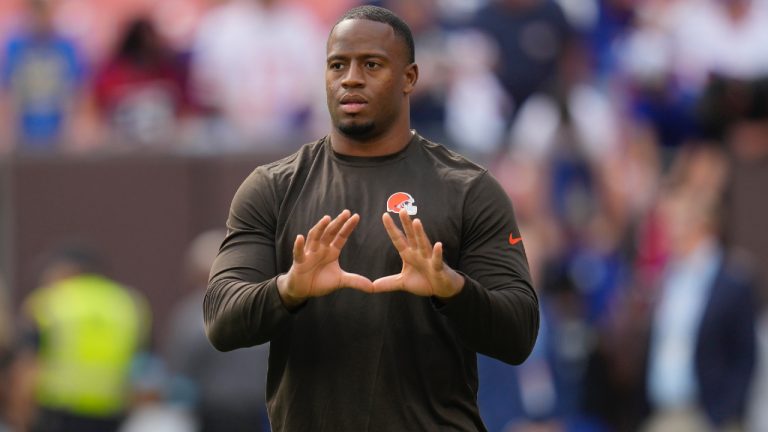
xmin=326 ymin=19 xmax=415 ymax=140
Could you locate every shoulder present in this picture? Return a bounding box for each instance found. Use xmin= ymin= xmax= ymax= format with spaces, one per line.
xmin=248 ymin=138 xmax=325 ymax=185
xmin=414 ymin=135 xmax=489 ymax=186
xmin=414 ymin=136 xmax=504 ymax=203
xmin=414 ymin=136 xmax=514 ymax=217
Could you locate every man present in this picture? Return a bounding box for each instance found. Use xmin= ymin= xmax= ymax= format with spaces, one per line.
xmin=204 ymin=5 xmax=539 ymax=431
xmin=0 ymin=0 xmax=87 ymax=152
xmin=642 ymin=182 xmax=757 ymax=432
xmin=20 ymin=246 xmax=150 ymax=432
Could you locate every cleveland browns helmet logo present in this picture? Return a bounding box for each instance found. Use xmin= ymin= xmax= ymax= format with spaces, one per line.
xmin=386 ymin=192 xmax=418 ymax=216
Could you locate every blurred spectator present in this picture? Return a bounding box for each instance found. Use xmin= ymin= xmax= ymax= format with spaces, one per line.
xmin=19 ymin=245 xmax=151 ymax=432
xmin=93 ymin=17 xmax=189 ymax=148
xmin=468 ymin=0 xmax=573 ymax=120
xmin=640 ymin=169 xmax=758 ymax=431
xmin=187 ymin=0 xmax=326 ymax=151
xmin=617 ymin=0 xmax=768 ymax=154
xmin=164 ymin=229 xmax=269 ymax=432
xmin=0 ymin=0 xmax=89 ymax=153
xmin=444 ymin=29 xmax=510 ymax=161
xmin=668 ymin=0 xmax=768 ymax=86
xmin=444 ymin=0 xmax=580 ymax=159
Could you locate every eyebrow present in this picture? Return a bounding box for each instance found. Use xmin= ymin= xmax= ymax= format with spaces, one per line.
xmin=326 ymin=52 xmax=389 ymax=62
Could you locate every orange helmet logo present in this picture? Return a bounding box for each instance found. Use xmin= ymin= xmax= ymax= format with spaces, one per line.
xmin=386 ymin=192 xmax=418 ymax=215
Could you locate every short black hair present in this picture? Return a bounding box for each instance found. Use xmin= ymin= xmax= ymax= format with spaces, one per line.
xmin=334 ymin=5 xmax=415 ymax=64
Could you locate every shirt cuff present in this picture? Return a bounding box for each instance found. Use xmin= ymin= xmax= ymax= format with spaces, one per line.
xmin=270 ymin=274 xmax=307 ymax=315
xmin=431 ymin=271 xmax=480 ymax=316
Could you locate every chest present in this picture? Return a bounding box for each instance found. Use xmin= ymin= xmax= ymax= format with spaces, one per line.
xmin=274 ymin=160 xmax=463 ymax=278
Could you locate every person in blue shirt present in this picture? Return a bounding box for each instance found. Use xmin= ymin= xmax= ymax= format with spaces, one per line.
xmin=1 ymin=0 xmax=86 ymax=152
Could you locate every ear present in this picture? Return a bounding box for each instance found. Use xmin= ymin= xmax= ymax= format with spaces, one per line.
xmin=403 ymin=63 xmax=419 ymax=95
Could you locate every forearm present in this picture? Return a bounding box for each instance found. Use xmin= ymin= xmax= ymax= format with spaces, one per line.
xmin=443 ymin=170 xmax=539 ymax=364
xmin=204 ymin=275 xmax=292 ymax=351
xmin=436 ymin=273 xmax=539 ymax=365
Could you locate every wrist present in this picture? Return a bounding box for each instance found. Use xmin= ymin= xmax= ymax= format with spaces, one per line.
xmin=435 ymin=269 xmax=465 ymax=302
xmin=277 ymin=274 xmax=306 ymax=310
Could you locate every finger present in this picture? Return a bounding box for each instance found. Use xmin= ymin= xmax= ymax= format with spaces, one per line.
xmin=372 ymin=274 xmax=404 ymax=293
xmin=381 ymin=213 xmax=408 ymax=253
xmin=293 ymin=234 xmax=305 ymax=264
xmin=432 ymin=242 xmax=444 ymax=271
xmin=321 ymin=209 xmax=351 ymax=245
xmin=341 ymin=271 xmax=374 ymax=293
xmin=399 ymin=209 xmax=417 ymax=247
xmin=331 ymin=213 xmax=360 ymax=250
xmin=412 ymin=218 xmax=432 ymax=257
xmin=306 ymin=215 xmax=331 ymax=252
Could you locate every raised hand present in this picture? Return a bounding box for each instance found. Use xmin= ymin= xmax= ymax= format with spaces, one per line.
xmin=277 ymin=210 xmax=373 ymax=309
xmin=374 ymin=209 xmax=465 ymax=300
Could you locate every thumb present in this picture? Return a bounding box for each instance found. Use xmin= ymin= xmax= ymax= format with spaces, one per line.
xmin=341 ymin=272 xmax=374 ymax=293
xmin=372 ymin=274 xmax=403 ymax=293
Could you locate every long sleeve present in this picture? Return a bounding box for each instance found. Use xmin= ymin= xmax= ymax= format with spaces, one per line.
xmin=204 ymin=166 xmax=292 ymax=351
xmin=436 ymin=171 xmax=539 ymax=365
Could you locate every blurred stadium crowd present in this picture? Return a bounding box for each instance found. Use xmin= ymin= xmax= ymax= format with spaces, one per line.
xmin=1 ymin=0 xmax=768 ymax=431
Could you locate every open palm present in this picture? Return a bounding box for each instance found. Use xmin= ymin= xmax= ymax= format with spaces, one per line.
xmin=280 ymin=210 xmax=373 ymax=306
xmin=373 ymin=210 xmax=464 ymax=299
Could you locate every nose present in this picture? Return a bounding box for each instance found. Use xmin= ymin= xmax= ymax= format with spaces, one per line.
xmin=341 ymin=63 xmax=364 ymax=88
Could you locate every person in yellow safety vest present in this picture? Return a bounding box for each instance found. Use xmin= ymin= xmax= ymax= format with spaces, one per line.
xmin=19 ymin=246 xmax=150 ymax=432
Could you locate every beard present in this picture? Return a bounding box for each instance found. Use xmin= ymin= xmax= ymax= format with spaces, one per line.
xmin=337 ymin=120 xmax=376 ymax=139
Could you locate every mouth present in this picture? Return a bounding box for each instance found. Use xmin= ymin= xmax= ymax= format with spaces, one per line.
xmin=339 ymin=94 xmax=368 ymax=114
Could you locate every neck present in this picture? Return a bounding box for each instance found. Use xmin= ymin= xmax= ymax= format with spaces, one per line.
xmin=330 ymin=124 xmax=414 ymax=157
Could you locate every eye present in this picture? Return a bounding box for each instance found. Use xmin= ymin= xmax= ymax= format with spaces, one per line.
xmin=328 ymin=62 xmax=344 ymax=71
xmin=365 ymin=61 xmax=381 ymax=70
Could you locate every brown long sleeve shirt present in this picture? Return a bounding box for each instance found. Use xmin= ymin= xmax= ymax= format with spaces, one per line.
xmin=204 ymin=134 xmax=539 ymax=431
